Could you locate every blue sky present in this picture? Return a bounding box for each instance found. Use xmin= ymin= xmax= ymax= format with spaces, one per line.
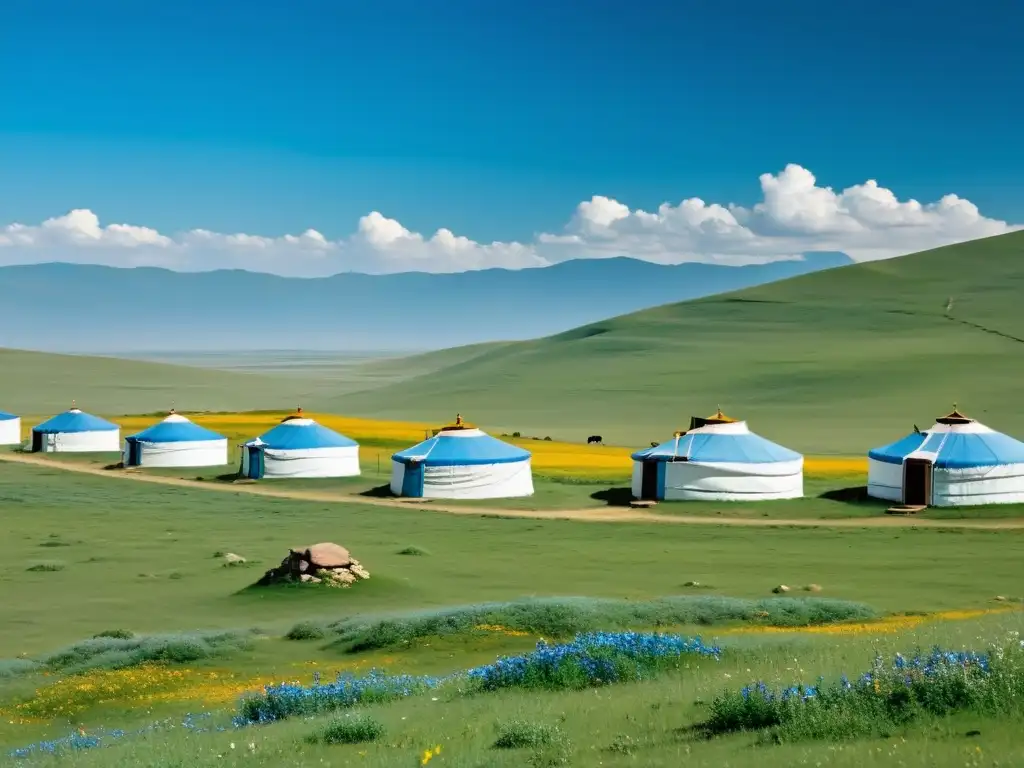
xmin=0 ymin=0 xmax=1020 ymax=275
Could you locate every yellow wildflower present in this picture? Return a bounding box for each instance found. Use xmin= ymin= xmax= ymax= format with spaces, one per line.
xmin=113 ymin=410 xmax=869 ymax=480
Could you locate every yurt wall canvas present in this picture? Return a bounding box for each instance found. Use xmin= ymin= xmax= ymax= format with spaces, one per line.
xmin=868 ymin=409 xmax=1024 ymax=507
xmin=390 ymin=421 xmax=533 ymax=500
xmin=0 ymin=412 xmax=20 ymax=446
xmin=123 ymin=413 xmax=228 ymax=468
xmin=240 ymin=416 xmax=360 ymax=479
xmin=631 ymin=412 xmax=803 ymax=502
xmin=30 ymin=408 xmax=120 ymax=453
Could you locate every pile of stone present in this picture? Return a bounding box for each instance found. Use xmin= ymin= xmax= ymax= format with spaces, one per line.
xmin=255 ymin=542 xmax=370 ymax=589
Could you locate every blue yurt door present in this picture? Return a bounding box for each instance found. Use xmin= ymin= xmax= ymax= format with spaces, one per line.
xmin=245 ymin=445 xmax=265 ymax=479
xmin=401 ymin=461 xmax=425 ymax=497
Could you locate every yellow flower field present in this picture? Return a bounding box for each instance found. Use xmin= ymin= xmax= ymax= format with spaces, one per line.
xmin=106 ymin=411 xmax=868 ymax=479
xmin=3 ymin=657 xmax=395 ymax=722
xmin=720 ymin=608 xmax=1018 ymax=637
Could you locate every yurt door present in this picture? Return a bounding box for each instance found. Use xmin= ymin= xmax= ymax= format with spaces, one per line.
xmin=402 ymin=461 xmax=425 ymax=497
xmin=246 ymin=446 xmax=265 ymax=479
xmin=640 ymin=461 xmax=659 ymax=500
xmin=31 ymin=432 xmax=42 ymax=452
xmin=123 ymin=438 xmax=140 ymax=466
xmin=903 ymin=459 xmax=933 ymax=506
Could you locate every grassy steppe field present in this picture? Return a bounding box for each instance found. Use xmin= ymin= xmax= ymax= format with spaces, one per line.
xmin=0 ymin=463 xmax=1023 ymax=766
xmin=3 ymin=234 xmax=1024 ymax=765
xmin=333 ymin=231 xmax=1024 ymax=452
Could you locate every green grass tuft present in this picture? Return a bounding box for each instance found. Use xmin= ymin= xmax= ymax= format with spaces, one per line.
xmin=35 ymin=629 xmax=255 ymax=674
xmin=308 ymin=714 xmax=386 ymax=745
xmin=493 ymin=720 xmax=563 ymax=749
xmin=26 ymin=561 xmax=65 ymax=572
xmin=396 ymin=545 xmax=430 ymax=556
xmin=286 ymin=621 xmax=328 ymax=641
xmin=0 ymin=659 xmax=40 ymax=678
xmin=92 ymin=629 xmax=135 ymax=640
xmin=326 ymin=596 xmax=877 ymax=653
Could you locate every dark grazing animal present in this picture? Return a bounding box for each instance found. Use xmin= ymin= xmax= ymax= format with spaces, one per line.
xmin=587 ymin=435 xmax=602 ymax=445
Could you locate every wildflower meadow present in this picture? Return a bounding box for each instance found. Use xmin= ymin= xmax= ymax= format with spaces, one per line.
xmin=2 ymin=441 xmax=1024 ymax=767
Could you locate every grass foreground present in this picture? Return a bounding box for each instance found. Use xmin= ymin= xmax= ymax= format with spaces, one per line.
xmin=2 ymin=446 xmax=1024 ymax=766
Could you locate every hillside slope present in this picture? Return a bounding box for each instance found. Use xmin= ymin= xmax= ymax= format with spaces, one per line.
xmin=0 ymin=253 xmax=850 ymax=352
xmin=0 ymin=349 xmax=323 ymax=416
xmin=333 ymin=232 xmax=1024 ymax=453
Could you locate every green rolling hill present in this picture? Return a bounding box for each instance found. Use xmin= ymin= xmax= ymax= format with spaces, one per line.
xmin=0 ymin=349 xmax=321 ymax=416
xmin=0 ymin=343 xmax=507 ymax=418
xmin=334 ymin=231 xmax=1024 ymax=453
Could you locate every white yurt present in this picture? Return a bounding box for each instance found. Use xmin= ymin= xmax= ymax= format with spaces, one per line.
xmin=240 ymin=410 xmax=360 ymax=479
xmin=390 ymin=415 xmax=534 ymax=499
xmin=631 ymin=408 xmax=803 ymax=501
xmin=31 ymin=406 xmax=120 ymax=453
xmin=0 ymin=410 xmax=20 ymax=446
xmin=123 ymin=411 xmax=228 ymax=468
xmin=867 ymin=406 xmax=1024 ymax=507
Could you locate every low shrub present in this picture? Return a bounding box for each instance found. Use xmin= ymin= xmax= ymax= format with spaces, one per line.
xmin=701 ymin=641 xmax=1024 ymax=742
xmin=26 ymin=562 xmax=65 ymax=572
xmin=396 ymin=546 xmax=429 ymax=556
xmin=326 ymin=595 xmax=876 ymax=653
xmin=286 ymin=621 xmax=328 ymax=641
xmin=92 ymin=629 xmax=135 ymax=640
xmin=38 ymin=629 xmax=255 ymax=674
xmin=235 ymin=670 xmax=440 ymax=725
xmin=467 ymin=632 xmax=719 ymax=692
xmin=308 ymin=714 xmax=385 ymax=745
xmin=493 ymin=720 xmax=562 ymax=749
xmin=0 ymin=659 xmax=40 ymax=678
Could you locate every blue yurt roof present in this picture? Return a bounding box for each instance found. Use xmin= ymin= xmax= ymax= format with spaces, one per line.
xmin=33 ymin=408 xmax=118 ymax=434
xmin=248 ymin=416 xmax=357 ymax=450
xmin=867 ymin=432 xmax=928 ymax=465
xmin=868 ymin=410 xmax=1024 ymax=469
xmin=393 ymin=425 xmax=530 ymax=466
xmin=129 ymin=414 xmax=224 ymax=443
xmin=632 ymin=415 xmax=801 ymax=464
xmin=0 ymin=410 xmax=16 ymax=421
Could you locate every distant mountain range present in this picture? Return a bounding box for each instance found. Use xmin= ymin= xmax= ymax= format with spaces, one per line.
xmin=0 ymin=253 xmax=852 ymax=352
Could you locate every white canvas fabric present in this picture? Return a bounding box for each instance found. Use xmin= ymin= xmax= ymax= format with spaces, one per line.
xmin=933 ymin=464 xmax=1024 ymax=506
xmin=390 ymin=459 xmax=534 ymax=499
xmin=37 ymin=430 xmax=121 ymax=453
xmin=0 ymin=417 xmax=20 ymax=446
xmin=631 ymin=458 xmax=804 ymax=501
xmin=243 ymin=445 xmax=361 ymax=479
xmin=127 ymin=438 xmax=228 ymax=468
xmin=866 ymin=458 xmax=903 ymax=502
xmin=868 ymin=457 xmax=1024 ymax=506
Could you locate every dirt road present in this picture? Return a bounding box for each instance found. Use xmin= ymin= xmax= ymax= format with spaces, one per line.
xmin=3 ymin=451 xmax=1024 ymax=530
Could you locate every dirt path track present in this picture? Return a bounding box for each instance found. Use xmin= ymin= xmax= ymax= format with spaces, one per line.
xmin=3 ymin=451 xmax=1024 ymax=530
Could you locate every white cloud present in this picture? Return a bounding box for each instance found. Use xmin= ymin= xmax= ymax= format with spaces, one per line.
xmin=0 ymin=164 xmax=1018 ymax=276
